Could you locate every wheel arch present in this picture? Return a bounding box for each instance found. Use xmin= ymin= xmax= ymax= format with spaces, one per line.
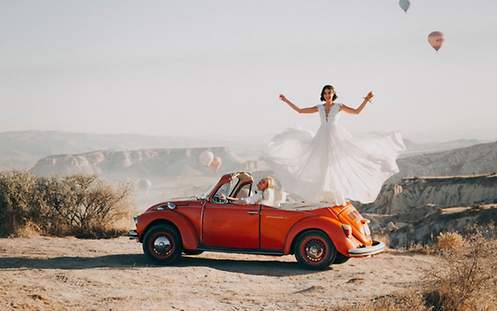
xmin=284 ymin=216 xmax=350 ymax=256
xmin=289 ymin=228 xmax=330 ymax=255
xmin=140 ymin=213 xmax=199 ymax=250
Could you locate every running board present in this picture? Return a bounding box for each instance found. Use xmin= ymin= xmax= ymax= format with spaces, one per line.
xmin=196 ymin=247 xmax=284 ymax=256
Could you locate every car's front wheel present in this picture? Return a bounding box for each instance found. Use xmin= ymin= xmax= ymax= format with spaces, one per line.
xmin=295 ymin=230 xmax=336 ymax=270
xmin=143 ymin=224 xmax=182 ymax=265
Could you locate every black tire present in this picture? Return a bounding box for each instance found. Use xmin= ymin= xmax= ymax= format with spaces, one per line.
xmin=142 ymin=224 xmax=182 ymax=265
xmin=295 ymin=230 xmax=336 ymax=270
xmin=183 ymin=250 xmax=204 ymax=256
xmin=333 ymin=252 xmax=350 ymax=264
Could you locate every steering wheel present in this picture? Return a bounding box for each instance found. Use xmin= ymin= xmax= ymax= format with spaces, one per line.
xmin=212 ymin=195 xmax=229 ymax=204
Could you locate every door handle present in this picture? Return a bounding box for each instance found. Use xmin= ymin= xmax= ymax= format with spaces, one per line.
xmin=247 ymin=211 xmax=259 ymax=215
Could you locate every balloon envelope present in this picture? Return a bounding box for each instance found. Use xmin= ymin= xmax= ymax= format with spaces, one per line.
xmin=427 ymin=31 xmax=445 ymax=51
xmin=209 ymin=156 xmax=222 ymax=171
xmin=399 ymin=0 xmax=410 ymax=13
xmin=199 ymin=150 xmax=214 ymax=166
xmin=137 ymin=179 xmax=152 ymax=192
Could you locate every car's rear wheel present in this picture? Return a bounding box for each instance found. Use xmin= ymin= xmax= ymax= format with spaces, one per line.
xmin=333 ymin=252 xmax=350 ymax=264
xmin=143 ymin=224 xmax=182 ymax=265
xmin=295 ymin=230 xmax=336 ymax=270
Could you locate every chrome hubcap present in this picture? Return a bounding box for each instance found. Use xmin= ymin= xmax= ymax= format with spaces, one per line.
xmin=153 ymin=236 xmax=172 ymax=255
xmin=305 ymin=240 xmax=325 ymax=262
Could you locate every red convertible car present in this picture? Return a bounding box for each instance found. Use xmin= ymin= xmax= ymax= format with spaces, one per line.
xmin=129 ymin=171 xmax=384 ymax=270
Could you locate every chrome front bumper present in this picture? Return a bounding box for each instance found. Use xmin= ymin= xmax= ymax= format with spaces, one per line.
xmin=348 ymin=240 xmax=385 ymax=257
xmin=127 ymin=230 xmax=138 ymax=240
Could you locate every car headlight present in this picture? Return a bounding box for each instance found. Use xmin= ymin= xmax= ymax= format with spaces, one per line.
xmin=133 ymin=215 xmax=139 ymax=225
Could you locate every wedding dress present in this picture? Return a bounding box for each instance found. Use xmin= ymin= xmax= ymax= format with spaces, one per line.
xmin=264 ymin=103 xmax=405 ymax=205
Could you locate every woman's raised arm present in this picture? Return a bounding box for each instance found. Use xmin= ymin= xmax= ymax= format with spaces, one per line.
xmin=278 ymin=94 xmax=318 ymax=114
xmin=340 ymin=91 xmax=374 ymax=115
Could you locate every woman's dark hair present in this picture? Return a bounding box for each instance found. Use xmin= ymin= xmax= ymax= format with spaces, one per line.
xmin=320 ymin=85 xmax=337 ymax=101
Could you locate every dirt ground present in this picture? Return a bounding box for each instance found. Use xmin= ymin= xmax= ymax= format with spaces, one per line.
xmin=0 ymin=236 xmax=437 ymax=311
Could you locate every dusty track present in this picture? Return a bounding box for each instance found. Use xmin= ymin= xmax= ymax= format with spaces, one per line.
xmin=0 ymin=236 xmax=437 ymax=310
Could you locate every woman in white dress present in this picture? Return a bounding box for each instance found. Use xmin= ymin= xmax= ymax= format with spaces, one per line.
xmin=264 ymin=85 xmax=405 ymax=205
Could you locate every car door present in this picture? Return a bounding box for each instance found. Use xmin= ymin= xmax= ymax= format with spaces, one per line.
xmin=202 ymin=202 xmax=260 ymax=249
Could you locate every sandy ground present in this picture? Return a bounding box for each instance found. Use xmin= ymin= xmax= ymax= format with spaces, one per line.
xmin=0 ymin=236 xmax=437 ymax=311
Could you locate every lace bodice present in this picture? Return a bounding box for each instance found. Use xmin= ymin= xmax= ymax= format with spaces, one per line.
xmin=317 ymin=103 xmax=342 ymax=125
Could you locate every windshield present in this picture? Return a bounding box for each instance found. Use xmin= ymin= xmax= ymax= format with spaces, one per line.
xmin=214 ymin=178 xmax=239 ymax=198
xmin=197 ymin=176 xmax=233 ymax=200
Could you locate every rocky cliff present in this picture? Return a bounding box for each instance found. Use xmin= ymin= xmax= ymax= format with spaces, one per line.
xmin=367 ymin=204 xmax=497 ymax=248
xmin=361 ymin=173 xmax=497 ymax=248
xmin=361 ymin=173 xmax=497 ymax=215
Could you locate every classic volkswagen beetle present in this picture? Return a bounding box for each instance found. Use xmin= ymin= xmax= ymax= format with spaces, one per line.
xmin=128 ymin=171 xmax=384 ymax=270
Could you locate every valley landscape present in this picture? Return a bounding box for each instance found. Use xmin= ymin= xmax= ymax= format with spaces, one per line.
xmin=3 ymin=0 xmax=497 ymax=309
xmin=1 ymin=131 xmax=497 ymax=310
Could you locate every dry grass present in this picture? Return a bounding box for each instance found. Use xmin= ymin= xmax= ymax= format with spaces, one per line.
xmin=13 ymin=221 xmax=42 ymax=238
xmin=345 ymin=228 xmax=497 ymax=311
xmin=339 ymin=291 xmax=430 ymax=311
xmin=426 ymin=231 xmax=497 ymax=311
xmin=0 ymin=171 xmax=134 ymax=238
xmin=405 ymin=242 xmax=435 ymax=255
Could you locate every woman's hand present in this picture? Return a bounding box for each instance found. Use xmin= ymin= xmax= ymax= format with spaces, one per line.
xmin=278 ymin=94 xmax=288 ymax=102
xmin=364 ymin=91 xmax=374 ymax=102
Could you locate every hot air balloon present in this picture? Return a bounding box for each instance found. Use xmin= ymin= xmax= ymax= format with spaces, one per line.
xmin=427 ymin=31 xmax=445 ymax=51
xmin=209 ymin=156 xmax=222 ymax=172
xmin=198 ymin=150 xmax=214 ymax=166
xmin=137 ymin=178 xmax=152 ymax=192
xmin=399 ymin=0 xmax=410 ymax=13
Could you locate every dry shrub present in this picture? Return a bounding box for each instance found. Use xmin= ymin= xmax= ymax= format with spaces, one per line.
xmin=37 ymin=175 xmax=133 ymax=238
xmin=426 ymin=231 xmax=497 ymax=311
xmin=0 ymin=171 xmax=39 ymax=235
xmin=434 ymin=231 xmax=465 ymax=254
xmin=0 ymin=171 xmax=133 ymax=238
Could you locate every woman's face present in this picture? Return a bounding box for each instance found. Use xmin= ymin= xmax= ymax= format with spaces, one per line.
xmin=257 ymin=178 xmax=268 ymax=190
xmin=323 ymin=88 xmax=335 ymax=101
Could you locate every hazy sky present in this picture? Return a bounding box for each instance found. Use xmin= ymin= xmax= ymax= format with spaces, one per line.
xmin=1 ymin=0 xmax=496 ymax=143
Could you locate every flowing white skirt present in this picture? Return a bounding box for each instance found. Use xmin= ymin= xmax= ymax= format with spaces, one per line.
xmin=263 ymin=125 xmax=405 ymax=205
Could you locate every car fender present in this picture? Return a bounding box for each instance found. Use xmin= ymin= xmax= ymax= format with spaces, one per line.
xmin=283 ymin=216 xmax=354 ymax=256
xmin=138 ymin=210 xmax=199 ymax=250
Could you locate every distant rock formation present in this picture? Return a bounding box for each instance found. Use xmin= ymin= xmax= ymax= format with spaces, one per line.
xmin=31 ymin=147 xmax=245 ymax=179
xmin=0 ymin=130 xmax=238 ymax=170
xmin=361 ymin=173 xmax=497 ymax=215
xmin=400 ymin=138 xmax=485 ymax=158
xmin=390 ymin=141 xmax=497 ymax=183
